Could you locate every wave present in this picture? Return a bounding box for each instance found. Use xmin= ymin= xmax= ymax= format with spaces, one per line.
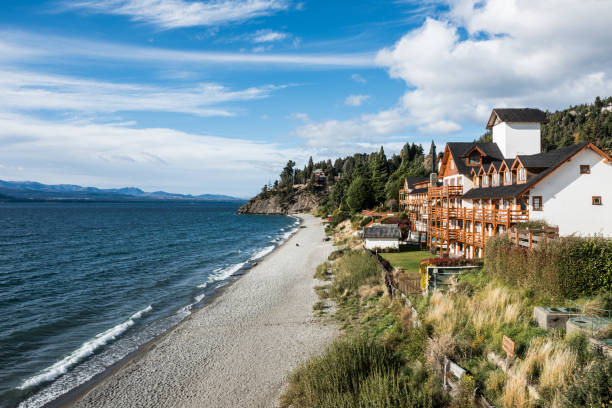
xmin=250 ymin=245 xmax=275 ymax=261
xmin=18 ymin=305 xmax=152 ymax=390
xmin=197 ymin=261 xmax=247 ymax=289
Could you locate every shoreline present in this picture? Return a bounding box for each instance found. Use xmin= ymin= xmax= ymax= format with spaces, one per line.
xmin=35 ymin=215 xmax=303 ymax=408
xmin=58 ymin=213 xmax=336 ymax=408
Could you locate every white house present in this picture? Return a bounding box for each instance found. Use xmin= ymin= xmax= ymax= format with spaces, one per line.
xmin=428 ymin=107 xmax=612 ymax=258
xmin=363 ymin=224 xmax=402 ymax=251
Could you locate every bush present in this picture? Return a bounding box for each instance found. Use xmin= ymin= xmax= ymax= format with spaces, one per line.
xmin=332 ymin=251 xmax=382 ymax=295
xmin=280 ymin=336 xmax=447 ymax=408
xmin=485 ymin=235 xmax=612 ymax=298
xmin=360 ymin=216 xmax=372 ymax=227
xmin=420 ymin=257 xmax=483 ymax=267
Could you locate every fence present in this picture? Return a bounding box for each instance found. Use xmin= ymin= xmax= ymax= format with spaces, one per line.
xmin=506 ymin=227 xmax=559 ymax=249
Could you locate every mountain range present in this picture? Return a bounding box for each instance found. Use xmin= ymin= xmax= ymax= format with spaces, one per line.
xmin=0 ymin=180 xmax=245 ymax=202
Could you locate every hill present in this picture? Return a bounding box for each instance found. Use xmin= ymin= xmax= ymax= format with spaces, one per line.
xmin=0 ymin=180 xmax=243 ymax=202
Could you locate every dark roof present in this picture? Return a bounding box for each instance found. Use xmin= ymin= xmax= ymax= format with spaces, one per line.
xmin=446 ymin=142 xmax=504 ymax=176
xmin=404 ymin=177 xmax=429 ymax=189
xmin=409 ymin=187 xmax=428 ymax=195
xmin=363 ymin=224 xmax=402 ymax=239
xmin=462 ymin=184 xmax=528 ymax=199
xmin=487 ymin=108 xmax=546 ymax=129
xmin=462 ymin=143 xmax=588 ymax=199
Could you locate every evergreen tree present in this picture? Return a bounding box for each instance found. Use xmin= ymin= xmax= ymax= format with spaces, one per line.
xmin=306 ymin=156 xmax=314 ymax=179
xmin=370 ymin=146 xmax=389 ymax=204
xmin=346 ymin=176 xmax=374 ymax=213
xmin=279 ymin=160 xmax=296 ymax=187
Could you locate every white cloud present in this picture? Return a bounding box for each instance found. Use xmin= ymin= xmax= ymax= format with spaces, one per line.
xmin=351 ymin=73 xmax=366 ymax=83
xmin=252 ymin=29 xmax=287 ymax=43
xmin=64 ymin=0 xmax=289 ymax=29
xmin=294 ymin=0 xmax=612 ymax=152
xmin=0 ymin=113 xmax=305 ymax=196
xmin=0 ymin=30 xmax=375 ymax=68
xmin=0 ymin=70 xmax=281 ymax=117
xmin=376 ymin=0 xmax=612 ymax=126
xmin=344 ymin=94 xmax=370 ymax=106
xmin=287 ymin=112 xmax=309 ymax=122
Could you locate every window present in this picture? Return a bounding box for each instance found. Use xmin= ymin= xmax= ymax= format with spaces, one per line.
xmin=580 ymin=165 xmax=590 ymax=174
xmin=532 ymin=196 xmax=542 ymax=211
xmin=493 ymin=174 xmax=500 ymax=186
xmin=504 ymin=171 xmax=511 ymax=184
xmin=450 ymin=160 xmax=455 ymax=169
xmin=458 ymin=177 xmax=463 ymax=186
xmin=518 ymin=168 xmax=526 ymax=182
xmin=469 ymin=152 xmax=480 ymax=165
xmin=592 ymin=196 xmax=602 ymax=205
xmin=483 ymin=175 xmax=488 ymax=186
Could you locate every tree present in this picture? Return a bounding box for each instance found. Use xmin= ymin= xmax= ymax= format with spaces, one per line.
xmin=306 ymin=156 xmax=314 ymax=179
xmin=346 ymin=176 xmax=374 ymax=213
xmin=279 ymin=160 xmax=296 ymax=187
xmin=370 ymin=146 xmax=389 ymax=204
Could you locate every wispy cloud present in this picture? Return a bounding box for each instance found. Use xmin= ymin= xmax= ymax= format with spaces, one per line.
xmin=0 ymin=30 xmax=376 ymax=68
xmin=0 ymin=112 xmax=306 ymax=195
xmin=252 ymin=29 xmax=287 ymax=43
xmin=286 ymin=112 xmax=309 ymax=122
xmin=351 ymin=73 xmax=366 ymax=83
xmin=0 ymin=70 xmax=282 ymax=117
xmin=63 ymin=0 xmax=290 ymax=29
xmin=344 ymin=94 xmax=370 ymax=106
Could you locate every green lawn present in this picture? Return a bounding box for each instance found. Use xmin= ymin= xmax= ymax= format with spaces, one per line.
xmin=379 ymin=250 xmax=433 ymax=273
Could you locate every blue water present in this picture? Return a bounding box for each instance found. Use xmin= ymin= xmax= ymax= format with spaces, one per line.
xmin=0 ymin=201 xmax=298 ymax=408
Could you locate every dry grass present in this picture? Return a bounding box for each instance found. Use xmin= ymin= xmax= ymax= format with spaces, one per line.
xmin=539 ymin=345 xmax=577 ymax=390
xmin=519 ymin=338 xmax=554 ymax=383
xmin=469 ymin=284 xmax=524 ymax=331
xmin=358 ymin=284 xmax=383 ymax=299
xmin=426 ymin=290 xmax=460 ymax=335
xmin=502 ymin=368 xmax=534 ymax=408
xmin=425 ymin=334 xmax=455 ymax=372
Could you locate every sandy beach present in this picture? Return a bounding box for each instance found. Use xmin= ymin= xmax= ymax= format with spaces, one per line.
xmin=67 ymin=214 xmax=337 ymax=408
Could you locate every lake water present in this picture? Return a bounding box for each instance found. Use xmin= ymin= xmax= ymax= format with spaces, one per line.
xmin=0 ymin=201 xmax=297 ymax=407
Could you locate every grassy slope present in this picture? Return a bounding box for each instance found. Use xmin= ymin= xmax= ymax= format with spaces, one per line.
xmin=379 ymin=250 xmax=432 ymax=272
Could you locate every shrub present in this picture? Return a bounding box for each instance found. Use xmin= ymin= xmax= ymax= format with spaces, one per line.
xmin=485 ymin=235 xmax=612 ymax=299
xmin=314 ymin=261 xmax=331 ymax=280
xmin=331 ymin=251 xmax=382 ymax=295
xmin=514 ymin=220 xmax=552 ymax=230
xmin=563 ymin=353 xmax=612 ymax=408
xmin=360 ymin=216 xmax=372 ymax=227
xmin=280 ymin=336 xmax=447 ymax=408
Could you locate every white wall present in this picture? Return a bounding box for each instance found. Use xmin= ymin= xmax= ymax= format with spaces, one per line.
xmin=529 ymin=148 xmax=612 ymax=236
xmin=493 ymin=122 xmax=541 ymax=157
xmin=365 ymin=238 xmax=399 ymax=250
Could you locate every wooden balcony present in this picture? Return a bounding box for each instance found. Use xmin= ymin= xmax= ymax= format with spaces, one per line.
xmin=430 ymin=207 xmax=529 ymax=225
xmin=428 ymin=185 xmax=463 ymax=198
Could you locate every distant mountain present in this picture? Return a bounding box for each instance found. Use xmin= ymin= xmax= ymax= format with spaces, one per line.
xmin=0 ymin=180 xmax=244 ymax=202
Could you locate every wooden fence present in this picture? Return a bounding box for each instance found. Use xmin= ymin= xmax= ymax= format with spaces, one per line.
xmin=506 ymin=227 xmax=559 ymax=249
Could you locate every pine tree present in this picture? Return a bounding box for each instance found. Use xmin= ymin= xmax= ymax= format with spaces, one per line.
xmin=371 ymin=146 xmax=389 ymax=205
xmin=346 ymin=176 xmax=374 ymax=213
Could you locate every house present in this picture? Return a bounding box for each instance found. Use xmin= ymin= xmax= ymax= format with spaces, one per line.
xmin=403 ymin=107 xmax=612 ymax=258
xmin=363 ymin=224 xmax=402 ymax=250
xmin=312 ymin=169 xmax=327 ymax=186
xmin=399 ymin=177 xmax=431 ymax=234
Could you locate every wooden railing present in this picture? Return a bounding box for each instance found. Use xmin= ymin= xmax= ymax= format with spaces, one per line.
xmin=507 ymin=227 xmax=559 ymax=249
xmin=430 ymin=207 xmax=529 ymax=224
xmin=428 ymin=185 xmax=463 ymax=198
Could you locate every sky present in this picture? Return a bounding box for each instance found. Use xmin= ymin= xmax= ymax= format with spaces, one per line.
xmin=1 ymin=0 xmax=612 ymax=197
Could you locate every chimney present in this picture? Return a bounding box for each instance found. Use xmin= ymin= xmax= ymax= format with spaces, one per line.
xmin=430 ymin=140 xmax=436 ymax=174
xmin=487 ymin=108 xmax=545 ymax=158
xmin=430 ymin=172 xmax=438 ymax=188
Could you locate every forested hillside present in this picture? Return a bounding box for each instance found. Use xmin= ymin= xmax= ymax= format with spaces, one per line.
xmin=478 ymin=96 xmax=612 ymax=153
xmin=244 ymin=96 xmax=612 ymax=217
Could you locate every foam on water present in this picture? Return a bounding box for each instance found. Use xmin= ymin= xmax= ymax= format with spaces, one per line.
xmin=18 ymin=306 xmax=152 ymax=390
xmin=250 ymin=245 xmax=275 ymax=261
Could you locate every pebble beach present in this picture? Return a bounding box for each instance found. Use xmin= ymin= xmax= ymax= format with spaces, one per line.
xmin=68 ymin=214 xmax=337 ymax=408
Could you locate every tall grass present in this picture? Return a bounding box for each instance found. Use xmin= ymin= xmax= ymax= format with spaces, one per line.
xmin=331 ymin=251 xmax=382 ymax=296
xmin=280 ymin=336 xmax=444 ymax=408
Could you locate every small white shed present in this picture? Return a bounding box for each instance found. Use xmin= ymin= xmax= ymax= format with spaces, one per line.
xmin=363 ymin=224 xmax=401 ymax=250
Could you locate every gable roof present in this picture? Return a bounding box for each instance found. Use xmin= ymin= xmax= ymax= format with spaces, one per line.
xmin=486 ymin=108 xmax=546 ymax=129
xmin=404 ymin=176 xmax=429 ymax=190
xmin=444 ymin=142 xmax=504 ymax=176
xmin=363 ymin=224 xmax=402 ymax=239
xmin=462 ymin=143 xmax=590 ymax=199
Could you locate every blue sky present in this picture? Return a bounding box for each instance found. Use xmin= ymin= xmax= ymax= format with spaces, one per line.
xmin=1 ymin=0 xmax=611 ymax=196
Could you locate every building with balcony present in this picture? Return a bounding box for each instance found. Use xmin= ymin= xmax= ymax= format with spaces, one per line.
xmin=403 ymin=108 xmax=612 ymax=258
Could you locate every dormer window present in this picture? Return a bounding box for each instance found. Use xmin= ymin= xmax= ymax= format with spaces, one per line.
xmin=483 ymin=175 xmax=489 ymax=186
xmin=504 ymin=171 xmax=511 ymax=184
xmin=518 ymin=168 xmax=526 ymax=182
xmin=468 ymin=152 xmax=480 ymax=165
xmin=450 ymin=159 xmax=455 ymax=170
xmin=493 ymin=174 xmax=500 ymax=186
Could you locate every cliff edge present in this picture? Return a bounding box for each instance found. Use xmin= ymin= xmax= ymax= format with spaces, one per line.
xmin=237 ymin=187 xmax=319 ymax=215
